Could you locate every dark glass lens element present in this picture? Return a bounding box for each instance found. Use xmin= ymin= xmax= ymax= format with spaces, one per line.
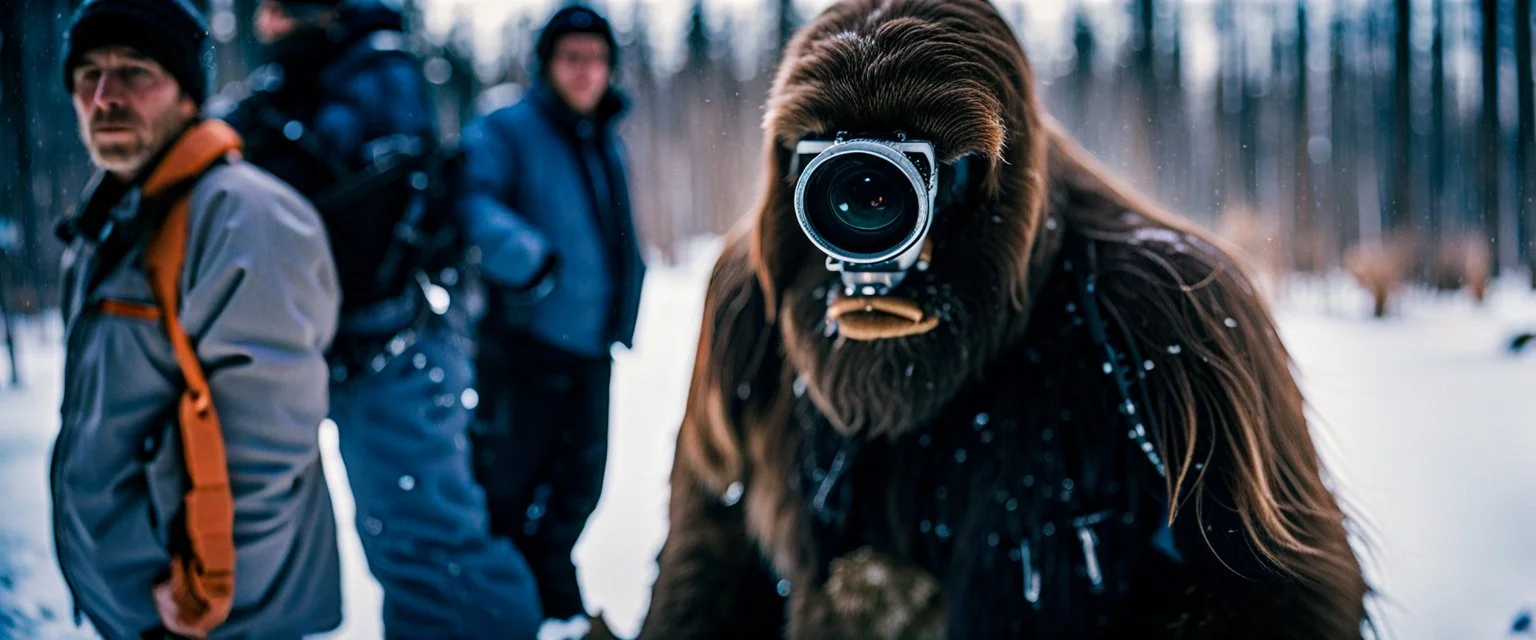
xmin=804 ymin=153 xmax=921 ymax=256
xmin=826 ymin=160 xmax=906 ymax=231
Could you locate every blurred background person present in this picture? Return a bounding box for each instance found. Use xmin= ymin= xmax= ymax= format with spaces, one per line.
xmin=458 ymin=5 xmax=645 ymax=635
xmin=215 ymin=0 xmax=543 ymax=637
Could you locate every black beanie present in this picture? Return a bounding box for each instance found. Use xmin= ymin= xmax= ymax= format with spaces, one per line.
xmin=62 ymin=0 xmax=214 ymax=106
xmin=536 ymin=5 xmax=619 ymax=73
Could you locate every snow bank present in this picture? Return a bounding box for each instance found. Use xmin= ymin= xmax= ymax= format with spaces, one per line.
xmin=2 ymin=252 xmax=1532 ymax=639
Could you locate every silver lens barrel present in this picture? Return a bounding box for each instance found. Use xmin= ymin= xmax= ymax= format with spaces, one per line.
xmin=793 ymin=139 xmax=934 ymax=265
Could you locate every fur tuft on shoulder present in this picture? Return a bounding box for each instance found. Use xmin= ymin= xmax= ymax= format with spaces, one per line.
xmin=677 ymin=230 xmax=766 ymax=498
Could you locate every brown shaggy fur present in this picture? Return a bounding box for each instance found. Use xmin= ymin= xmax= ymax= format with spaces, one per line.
xmin=638 ymin=1 xmax=1368 ymax=638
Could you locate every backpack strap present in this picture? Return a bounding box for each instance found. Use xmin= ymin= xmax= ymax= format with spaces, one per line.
xmin=140 ymin=119 xmax=244 ymax=635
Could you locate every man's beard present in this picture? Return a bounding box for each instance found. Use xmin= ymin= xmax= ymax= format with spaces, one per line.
xmin=82 ymin=105 xmax=188 ymax=177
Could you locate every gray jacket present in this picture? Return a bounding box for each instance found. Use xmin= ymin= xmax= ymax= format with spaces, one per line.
xmin=52 ymin=162 xmax=343 ymax=639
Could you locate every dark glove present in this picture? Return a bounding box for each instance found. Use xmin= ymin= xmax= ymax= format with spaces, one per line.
xmin=502 ymin=253 xmax=559 ymax=306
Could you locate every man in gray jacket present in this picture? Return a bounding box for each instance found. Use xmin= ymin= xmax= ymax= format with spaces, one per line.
xmin=52 ymin=0 xmax=343 ymax=637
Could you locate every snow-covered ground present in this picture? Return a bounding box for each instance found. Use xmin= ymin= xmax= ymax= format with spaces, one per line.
xmin=1273 ymin=276 xmax=1536 ymax=640
xmin=2 ymin=244 xmax=1532 ymax=639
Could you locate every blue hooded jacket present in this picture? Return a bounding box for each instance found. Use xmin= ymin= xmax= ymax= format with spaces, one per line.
xmin=458 ymin=81 xmax=646 ymax=357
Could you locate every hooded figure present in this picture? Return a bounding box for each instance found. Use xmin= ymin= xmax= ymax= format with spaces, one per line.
xmin=457 ymin=4 xmax=647 ymax=632
xmin=638 ymin=1 xmax=1369 ymax=638
xmin=214 ymin=1 xmax=545 ymax=638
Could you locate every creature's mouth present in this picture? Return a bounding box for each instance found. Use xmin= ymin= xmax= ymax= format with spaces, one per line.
xmin=827 ymin=293 xmax=940 ymax=341
xmin=822 ymin=239 xmax=941 ymax=341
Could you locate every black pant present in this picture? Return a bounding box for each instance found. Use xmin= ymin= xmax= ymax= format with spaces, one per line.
xmin=472 ymin=328 xmax=612 ymax=621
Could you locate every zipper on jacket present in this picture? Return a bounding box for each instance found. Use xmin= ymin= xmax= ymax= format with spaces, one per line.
xmin=52 ymin=306 xmax=91 ymax=627
xmin=49 ymin=436 xmax=84 ymax=626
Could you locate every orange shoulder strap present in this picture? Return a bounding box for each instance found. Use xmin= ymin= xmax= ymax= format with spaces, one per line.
xmin=141 ymin=119 xmax=243 ymax=635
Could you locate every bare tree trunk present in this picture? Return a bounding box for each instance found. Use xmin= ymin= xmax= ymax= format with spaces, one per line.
xmin=1 ymin=287 xmax=18 ymax=388
xmin=1 ymin=0 xmax=39 ymax=313
xmin=1393 ymin=0 xmax=1415 ymax=252
xmin=1295 ymin=1 xmax=1318 ymax=273
xmin=1516 ymin=0 xmax=1535 ymax=286
xmin=1134 ymin=0 xmax=1160 ymax=196
xmin=777 ymin=0 xmax=799 ymax=54
xmin=1481 ymin=0 xmax=1503 ymax=274
xmin=1069 ymin=7 xmax=1095 ymax=140
xmin=1358 ymin=10 xmax=1386 ymax=248
xmin=1329 ymin=13 xmax=1352 ymax=254
xmin=1240 ymin=14 xmax=1261 ymax=209
xmin=1431 ymin=0 xmax=1449 ymax=251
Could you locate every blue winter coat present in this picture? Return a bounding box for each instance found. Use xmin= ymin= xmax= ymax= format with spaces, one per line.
xmin=458 ymin=81 xmax=646 ymax=358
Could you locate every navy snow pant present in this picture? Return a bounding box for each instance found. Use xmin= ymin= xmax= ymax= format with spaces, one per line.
xmin=329 ymin=319 xmax=543 ymax=639
xmin=472 ymin=328 xmax=613 ymax=621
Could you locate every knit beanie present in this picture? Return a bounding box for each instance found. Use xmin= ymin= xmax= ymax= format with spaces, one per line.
xmin=536 ymin=5 xmax=619 ymax=74
xmin=63 ymin=0 xmax=214 ymax=106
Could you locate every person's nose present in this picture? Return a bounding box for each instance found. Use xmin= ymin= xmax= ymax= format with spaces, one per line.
xmin=90 ymin=72 xmax=126 ymax=110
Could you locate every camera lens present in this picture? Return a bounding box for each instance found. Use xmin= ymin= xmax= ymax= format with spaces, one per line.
xmin=803 ymin=152 xmax=921 ymax=258
xmin=825 ymin=159 xmax=907 ymax=232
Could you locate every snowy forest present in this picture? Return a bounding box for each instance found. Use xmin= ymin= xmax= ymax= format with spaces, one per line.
xmin=3 ymin=0 xmax=1535 ymax=318
xmin=3 ymin=2 xmax=1536 ymax=638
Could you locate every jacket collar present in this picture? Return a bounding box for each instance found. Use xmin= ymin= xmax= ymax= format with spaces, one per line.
xmin=57 ymin=120 xmax=244 ymax=245
xmin=57 ymin=172 xmax=134 ymax=246
xmin=528 ymin=79 xmax=628 ymax=139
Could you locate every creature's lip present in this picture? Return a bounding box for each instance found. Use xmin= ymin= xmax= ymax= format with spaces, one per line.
xmin=828 ymin=295 xmax=926 ymax=323
xmin=827 ymin=294 xmax=940 ymax=341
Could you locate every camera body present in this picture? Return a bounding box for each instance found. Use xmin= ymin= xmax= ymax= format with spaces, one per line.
xmin=793 ymin=133 xmax=939 ymax=296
